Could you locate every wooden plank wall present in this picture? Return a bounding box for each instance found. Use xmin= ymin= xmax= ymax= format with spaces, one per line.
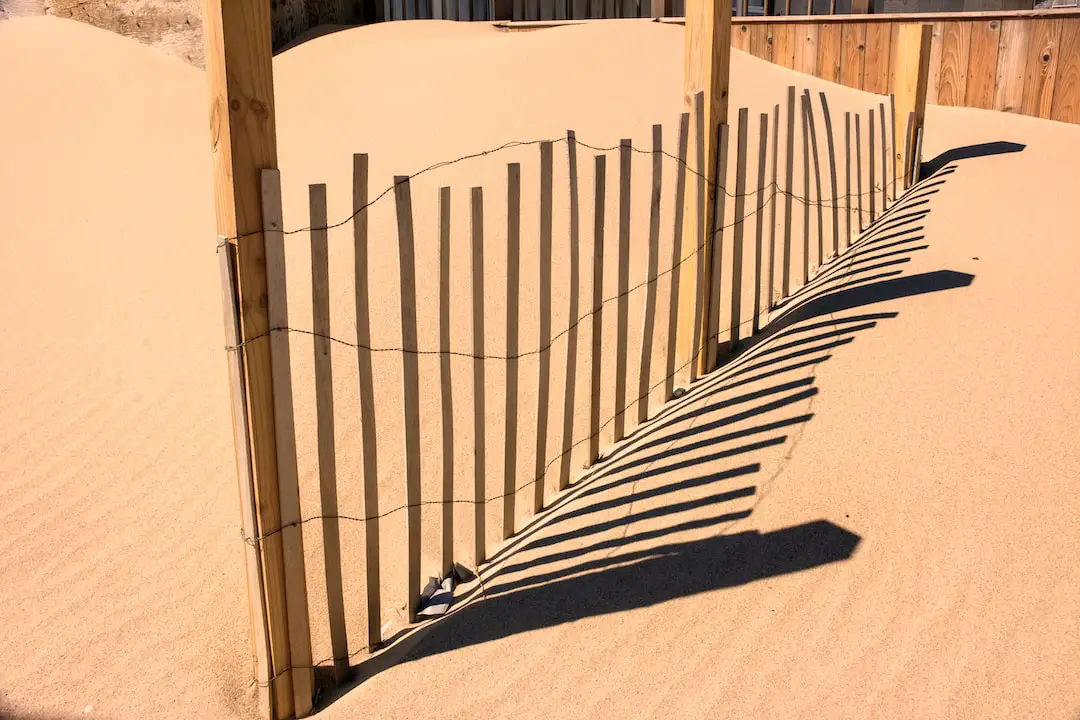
xmin=728 ymin=11 xmax=1080 ymax=124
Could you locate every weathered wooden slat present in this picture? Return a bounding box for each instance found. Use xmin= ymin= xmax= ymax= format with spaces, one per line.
xmin=817 ymin=23 xmax=842 ymax=84
xmin=1021 ymin=19 xmax=1063 ymax=119
xmin=589 ymin=156 xmax=606 ymax=464
xmin=503 ymin=164 xmax=521 ymax=538
xmin=937 ymin=20 xmax=972 ymax=106
xmin=558 ymin=132 xmax=581 ymax=491
xmin=1051 ymin=19 xmax=1080 ymax=123
xmin=855 ymin=112 xmax=864 ymax=233
xmin=782 ymin=85 xmax=796 ymax=297
xmin=469 ymin=187 xmax=486 ymax=567
xmin=533 ymin=141 xmax=554 ymax=516
xmin=437 ymin=187 xmax=454 ymax=578
xmin=878 ymin=101 xmax=888 ymax=210
xmin=665 ymin=114 xmax=690 ymax=401
xmin=800 ymin=92 xmax=811 ymax=286
xmin=768 ymin=104 xmax=780 ymax=308
xmin=638 ymin=125 xmax=662 ymax=424
xmin=794 ymin=24 xmax=819 ymax=76
xmin=864 ymin=22 xmax=893 ymax=94
xmin=753 ymin=112 xmax=768 ymax=335
xmin=392 ymin=177 xmax=422 ymax=624
xmin=995 ymin=19 xmax=1031 ymax=113
xmin=689 ymin=93 xmax=705 ymax=384
xmin=614 ymin=139 xmax=631 ymax=440
xmin=843 ymin=112 xmax=852 ymax=249
xmin=730 ymin=109 xmax=749 ymax=348
xmin=965 ymin=20 xmax=1002 ymax=110
xmin=805 ymin=90 xmax=824 ymax=273
xmin=819 ymin=92 xmax=839 ymax=260
xmin=708 ymin=123 xmax=730 ymax=365
xmin=350 ymin=155 xmax=382 ymax=654
xmin=925 ymin=22 xmax=944 ymax=105
xmin=892 ymin=25 xmax=933 ymax=190
xmin=840 ymin=22 xmax=866 ymax=91
xmin=868 ymin=107 xmax=876 ymax=224
xmin=773 ymin=24 xmax=797 ymax=70
xmin=750 ymin=25 xmax=774 ymax=62
xmin=308 ymin=183 xmax=348 ymax=683
xmin=734 ymin=23 xmax=751 ymax=51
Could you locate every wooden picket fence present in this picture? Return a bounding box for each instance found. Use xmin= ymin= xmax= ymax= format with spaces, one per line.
xmin=220 ymin=85 xmax=922 ymax=714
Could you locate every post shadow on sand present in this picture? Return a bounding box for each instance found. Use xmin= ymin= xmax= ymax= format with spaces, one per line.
xmin=312 ymin=147 xmax=1002 ymax=709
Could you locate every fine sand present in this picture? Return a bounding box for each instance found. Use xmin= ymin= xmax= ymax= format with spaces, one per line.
xmin=2 ymin=15 xmax=1079 ymax=720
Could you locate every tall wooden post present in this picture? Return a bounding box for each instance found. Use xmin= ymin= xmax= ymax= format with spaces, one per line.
xmin=892 ymin=24 xmax=933 ymax=190
xmin=676 ymin=0 xmax=731 ymax=381
xmin=203 ymin=0 xmax=313 ymax=717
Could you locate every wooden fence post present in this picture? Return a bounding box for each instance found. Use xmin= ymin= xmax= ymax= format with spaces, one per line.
xmin=892 ymin=23 xmax=933 ymax=190
xmin=470 ymin=188 xmax=487 ymax=567
xmin=438 ymin=186 xmax=454 ymax=577
xmin=677 ymin=0 xmax=731 ymax=379
xmin=638 ymin=125 xmax=663 ymax=424
xmin=614 ymin=140 xmax=631 ymax=441
xmin=782 ymin=86 xmax=795 ymax=297
xmin=533 ymin=142 xmax=554 ymax=515
xmin=588 ymin=156 xmax=606 ymax=464
xmin=202 ymin=0 xmax=313 ymax=710
xmin=505 ymin=163 xmax=521 ymax=537
xmin=558 ymin=131 xmax=581 ymax=491
xmin=665 ymin=113 xmax=690 ymax=400
xmin=730 ymin=109 xmax=748 ymax=348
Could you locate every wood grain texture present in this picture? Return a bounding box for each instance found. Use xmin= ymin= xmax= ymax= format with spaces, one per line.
xmin=750 ymin=25 xmax=774 ymax=62
xmin=965 ymin=20 xmax=1002 ymax=110
xmin=533 ymin=141 xmax=554 ymax=516
xmin=665 ymin=114 xmax=689 ymax=402
xmin=308 ymin=183 xmax=348 ymax=684
xmin=794 ymin=24 xmax=820 ymax=76
xmin=504 ymin=164 xmax=520 ymax=537
xmin=558 ymin=132 xmax=581 ymax=491
xmin=994 ymin=19 xmax=1030 ymax=113
xmin=1021 ymin=19 xmax=1062 ymax=118
xmin=925 ymin=21 xmax=944 ymax=105
xmin=734 ymin=23 xmax=751 ymax=51
xmin=469 ymin=188 xmax=486 ymax=567
xmin=817 ymin=23 xmax=842 ymax=84
xmin=1051 ymin=18 xmax=1080 ymax=123
xmin=891 ymin=24 xmax=932 ymax=187
xmin=437 ymin=187 xmax=454 ymax=577
xmin=588 ymin=156 xmax=606 ymax=464
xmin=393 ymin=177 xmax=422 ymax=625
xmin=840 ymin=22 xmax=866 ymax=90
xmin=936 ymin=20 xmax=971 ymax=106
xmin=638 ymin=125 xmax=662 ymax=425
xmin=773 ymin=24 xmax=796 ymax=69
xmin=864 ymin=21 xmax=893 ymax=94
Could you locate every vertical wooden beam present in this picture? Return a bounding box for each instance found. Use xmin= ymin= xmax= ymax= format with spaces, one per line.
xmin=730 ymin=109 xmax=748 ymax=349
xmin=470 ymin=188 xmax=487 ymax=566
xmin=855 ymin=112 xmax=864 ymax=233
xmin=438 ymin=186 xmax=454 ymax=578
xmin=782 ymin=86 xmax=795 ymax=298
xmin=891 ymin=24 xmax=933 ymax=194
xmin=690 ymin=94 xmax=706 ymax=383
xmin=352 ymin=154 xmax=382 ymax=656
xmin=504 ymin=164 xmax=521 ymax=538
xmin=843 ymin=113 xmax=852 ymax=249
xmin=614 ymin=140 xmax=632 ymax=441
xmin=393 ymin=177 xmax=422 ymax=625
xmin=868 ymin=107 xmax=876 ymax=224
xmin=665 ymin=113 xmax=690 ymax=401
xmin=218 ymin=241 xmax=272 ymax=719
xmin=878 ymin=101 xmax=889 ymax=210
xmin=677 ymin=0 xmax=731 ymax=378
xmin=803 ymin=90 xmax=824 ymax=275
xmin=638 ymin=125 xmax=663 ymax=425
xmin=588 ymin=156 xmax=606 ymax=465
xmin=558 ymin=131 xmax=581 ymax=491
xmin=201 ymin=0 xmax=310 ymax=711
xmin=706 ymin=122 xmax=728 ymax=367
xmin=767 ymin=104 xmax=779 ymax=309
xmin=533 ymin=141 xmax=554 ymax=515
xmin=800 ymin=92 xmax=810 ymax=286
xmin=819 ymin=93 xmax=839 ymax=261
xmin=308 ymin=183 xmax=348 ymax=685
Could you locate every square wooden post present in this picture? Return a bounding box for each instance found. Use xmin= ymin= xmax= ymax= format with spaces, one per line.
xmin=676 ymin=0 xmax=731 ymax=382
xmin=892 ymin=24 xmax=933 ymax=190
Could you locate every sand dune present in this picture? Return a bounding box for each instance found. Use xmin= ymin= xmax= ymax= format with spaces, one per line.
xmin=1 ymin=15 xmax=1079 ymax=720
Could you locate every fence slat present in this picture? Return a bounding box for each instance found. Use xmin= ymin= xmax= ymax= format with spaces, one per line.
xmin=819 ymin=92 xmax=839 ymax=260
xmin=392 ymin=177 xmax=422 ymax=624
xmin=937 ymin=21 xmax=971 ymax=107
xmin=730 ymin=109 xmax=748 ymax=348
xmin=868 ymin=107 xmax=876 ymax=224
xmin=351 ymin=155 xmax=382 ymax=653
xmin=864 ymin=22 xmax=893 ymax=94
xmin=589 ymin=156 xmax=606 ymax=464
xmin=638 ymin=125 xmax=662 ymax=424
xmin=707 ymin=122 xmax=728 ymax=366
xmin=804 ymin=89 xmax=824 ymax=275
xmin=1021 ymin=19 xmax=1062 ymax=119
xmin=470 ymin=187 xmax=486 ymax=566
xmin=307 ymin=183 xmax=348 ymax=683
xmin=966 ymin=20 xmax=1002 ymax=110
xmin=840 ymin=22 xmax=866 ymax=91
xmin=878 ymin=101 xmax=889 ymax=211
xmin=888 ymin=94 xmax=898 ymax=204
xmin=614 ymin=139 xmax=631 ymax=440
xmin=782 ymin=86 xmax=795 ymax=297
xmin=261 ymin=169 xmax=314 ymax=714
xmin=768 ymin=103 xmax=779 ymax=309
xmin=903 ymin=110 xmax=914 ymax=188
xmin=689 ymin=92 xmax=705 ymax=384
xmin=219 ymin=239 xmax=272 ymax=715
xmin=533 ymin=141 xmax=554 ymax=515
xmin=800 ymin=91 xmax=810 ymax=286
xmin=438 ymin=186 xmax=454 ymax=577
xmin=844 ymin=113 xmax=852 ymax=249
xmin=559 ymin=132 xmax=581 ymax=491
xmin=753 ymin=112 xmax=767 ymax=336
xmin=504 ymin=164 xmax=521 ymax=538
xmin=855 ymin=112 xmax=864 ymax=233
xmin=665 ymin=113 xmax=690 ymax=400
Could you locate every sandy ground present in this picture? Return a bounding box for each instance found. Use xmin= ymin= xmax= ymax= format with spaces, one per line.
xmin=2 ymin=15 xmax=1079 ymax=720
